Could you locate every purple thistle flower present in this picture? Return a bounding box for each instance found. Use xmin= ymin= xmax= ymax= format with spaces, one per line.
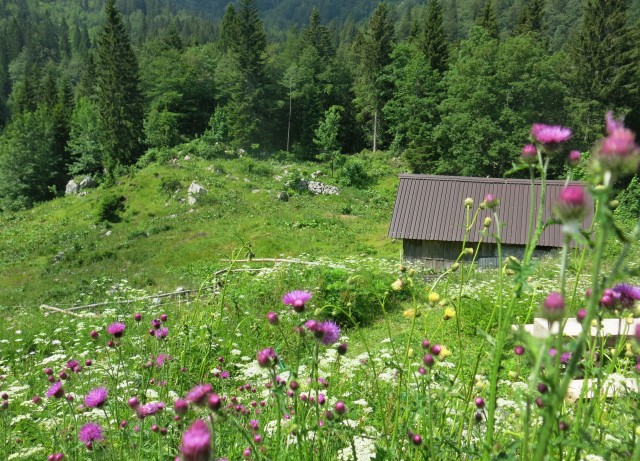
xmin=282 ymin=290 xmax=312 ymax=313
xmin=568 ymin=150 xmax=581 ymax=166
xmin=179 ymin=419 xmax=211 ymax=461
xmin=136 ymin=402 xmax=164 ymax=419
xmin=595 ymin=112 xmax=640 ymax=173
xmin=78 ymin=422 xmax=104 ymax=445
xmin=66 ymin=360 xmax=79 ymax=370
xmin=174 ymin=398 xmax=189 ymax=415
xmin=541 ymin=292 xmax=565 ymax=322
xmin=46 ymin=381 xmax=65 ymax=399
xmin=155 ymin=354 xmax=172 ymax=367
xmin=256 ymin=347 xmax=277 ymax=368
xmin=612 ymin=284 xmax=640 ymax=309
xmin=521 ymin=144 xmax=537 ymax=163
xmin=156 ymin=327 xmax=169 ymax=339
xmin=555 ymin=185 xmax=587 ymax=223
xmin=106 ymin=322 xmax=126 ymax=338
xmin=84 ymin=387 xmax=108 ymax=408
xmin=187 ymin=384 xmax=212 ymax=406
xmin=266 ymin=311 xmax=279 ymax=325
xmin=531 ymin=124 xmax=572 ymax=145
xmin=318 ymin=321 xmax=341 ymax=345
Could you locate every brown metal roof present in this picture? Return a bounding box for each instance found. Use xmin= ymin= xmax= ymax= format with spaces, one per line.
xmin=388 ymin=174 xmax=593 ymax=247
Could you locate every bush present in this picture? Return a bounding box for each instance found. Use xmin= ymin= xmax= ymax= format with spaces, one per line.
xmin=337 ymin=158 xmax=374 ymax=188
xmin=96 ymin=194 xmax=126 ymax=223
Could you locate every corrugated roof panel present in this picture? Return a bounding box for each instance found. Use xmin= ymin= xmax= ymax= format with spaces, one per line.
xmin=388 ymin=175 xmax=593 ymax=248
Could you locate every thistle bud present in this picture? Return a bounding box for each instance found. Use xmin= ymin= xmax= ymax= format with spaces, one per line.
xmin=541 ymin=292 xmax=565 ymax=323
xmin=464 ymin=197 xmax=474 ymax=208
xmin=483 ymin=217 xmax=492 ymax=228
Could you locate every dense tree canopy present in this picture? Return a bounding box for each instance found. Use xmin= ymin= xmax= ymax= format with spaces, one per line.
xmin=0 ymin=0 xmax=639 ymax=210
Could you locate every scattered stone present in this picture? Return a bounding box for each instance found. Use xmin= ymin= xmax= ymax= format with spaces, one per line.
xmin=187 ymin=181 xmax=208 ymax=205
xmin=277 ymin=191 xmax=289 ymax=202
xmin=65 ymin=180 xmax=79 ymax=195
xmin=244 ymin=178 xmax=251 ymax=183
xmin=308 ymin=180 xmax=340 ymax=195
xmin=252 ymin=189 xmax=261 ymax=193
xmin=53 ymin=252 xmax=64 ymax=263
xmin=183 ymin=155 xmax=191 ymax=161
xmin=105 ymin=230 xmax=112 ymax=237
xmin=274 ymin=175 xmax=283 ymax=181
xmin=311 ymin=170 xmax=323 ymax=179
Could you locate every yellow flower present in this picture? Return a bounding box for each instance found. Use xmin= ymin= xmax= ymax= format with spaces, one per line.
xmin=443 ymin=307 xmax=456 ymax=320
xmin=438 ymin=345 xmax=452 ymax=360
xmin=428 ymin=292 xmax=440 ymax=304
xmin=391 ymin=279 xmax=404 ymax=291
xmin=403 ymin=308 xmax=421 ymax=318
xmin=407 ymin=347 xmax=414 ymax=358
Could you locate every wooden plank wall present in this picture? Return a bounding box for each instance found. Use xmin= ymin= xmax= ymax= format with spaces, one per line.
xmin=403 ymin=239 xmax=555 ymax=270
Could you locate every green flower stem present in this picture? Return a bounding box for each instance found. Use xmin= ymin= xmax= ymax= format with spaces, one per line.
xmin=533 ymin=189 xmax=610 ymax=461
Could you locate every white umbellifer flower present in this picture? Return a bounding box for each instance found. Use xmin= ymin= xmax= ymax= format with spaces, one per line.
xmin=50 ymin=340 xmax=62 ymax=346
xmin=231 ymin=349 xmax=242 ymax=355
xmin=146 ymin=388 xmax=159 ymax=399
xmin=583 ymin=455 xmax=606 ymax=461
xmin=337 ymin=436 xmax=376 ymax=460
xmin=8 ymin=446 xmax=46 ymax=460
xmin=353 ymin=399 xmax=368 ymax=406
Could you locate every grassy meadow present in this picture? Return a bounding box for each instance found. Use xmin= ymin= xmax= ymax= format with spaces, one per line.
xmin=1 ymin=139 xmax=640 ymax=460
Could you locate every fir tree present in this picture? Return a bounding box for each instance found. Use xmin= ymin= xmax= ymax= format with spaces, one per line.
xmin=420 ymin=0 xmax=448 ymax=73
xmin=303 ymin=7 xmax=334 ymax=60
xmin=96 ymin=0 xmax=144 ymax=173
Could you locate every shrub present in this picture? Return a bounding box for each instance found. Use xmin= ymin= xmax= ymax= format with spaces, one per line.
xmin=96 ymin=194 xmax=125 ymax=223
xmin=337 ymin=158 xmax=374 ymax=188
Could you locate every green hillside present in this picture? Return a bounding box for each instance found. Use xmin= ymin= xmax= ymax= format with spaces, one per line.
xmin=0 ymin=151 xmax=401 ymax=310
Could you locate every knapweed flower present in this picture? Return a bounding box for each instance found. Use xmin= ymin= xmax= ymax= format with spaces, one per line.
xmin=84 ymin=387 xmax=108 ymax=408
xmin=531 ymin=123 xmax=572 ymax=146
xmin=282 ymin=290 xmax=312 ymax=312
xmin=106 ymin=322 xmax=126 ymax=338
xmin=46 ymin=381 xmax=65 ymax=399
xmin=521 ymin=144 xmax=538 ymax=163
xmin=187 ymin=384 xmax=212 ymax=406
xmin=156 ymin=327 xmax=169 ymax=339
xmin=257 ymin=347 xmax=278 ymax=368
xmin=541 ymin=292 xmax=565 ymax=322
xmin=554 ymin=185 xmax=587 ymax=224
xmin=179 ymin=419 xmax=211 ymax=461
xmin=78 ymin=422 xmax=104 ymax=447
xmin=155 ymin=354 xmax=172 ymax=367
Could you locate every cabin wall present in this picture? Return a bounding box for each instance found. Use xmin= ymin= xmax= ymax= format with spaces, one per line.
xmin=402 ymin=239 xmax=554 ymax=270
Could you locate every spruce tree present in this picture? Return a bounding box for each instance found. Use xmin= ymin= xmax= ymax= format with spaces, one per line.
xmin=420 ymin=0 xmax=448 ymax=73
xmin=225 ymin=0 xmax=271 ymax=149
xmin=353 ymin=2 xmax=395 ymax=152
xmin=220 ymin=4 xmax=240 ymax=54
xmin=516 ymin=0 xmax=547 ymax=36
xmin=96 ymin=0 xmax=144 ymax=174
xmin=478 ymin=0 xmax=499 ymax=40
xmin=572 ymin=0 xmax=635 ymax=111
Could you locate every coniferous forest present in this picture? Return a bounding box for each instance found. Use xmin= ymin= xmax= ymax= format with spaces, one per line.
xmin=0 ymin=0 xmax=639 ymax=211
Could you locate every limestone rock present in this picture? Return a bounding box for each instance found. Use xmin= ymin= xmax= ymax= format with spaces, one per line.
xmin=79 ymin=177 xmax=97 ymax=189
xmin=65 ymin=180 xmax=79 ymax=195
xmin=187 ymin=181 xmax=208 ymax=205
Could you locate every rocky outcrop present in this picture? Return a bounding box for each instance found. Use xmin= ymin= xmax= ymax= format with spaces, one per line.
xmin=66 ymin=177 xmax=98 ymax=195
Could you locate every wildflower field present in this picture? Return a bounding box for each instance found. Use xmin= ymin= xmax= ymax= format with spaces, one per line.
xmin=2 ymin=114 xmax=640 ymax=461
